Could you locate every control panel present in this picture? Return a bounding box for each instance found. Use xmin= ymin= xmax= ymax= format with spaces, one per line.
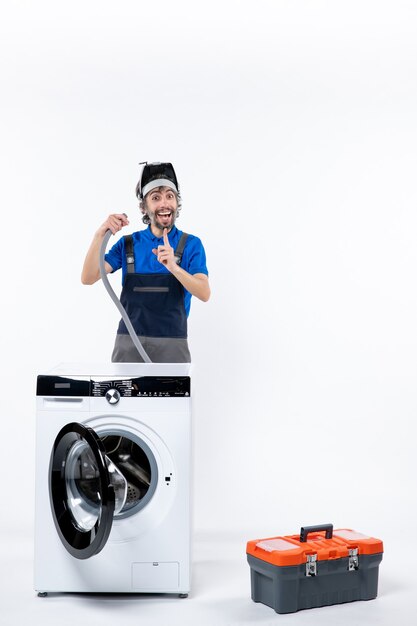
xmin=92 ymin=377 xmax=190 ymax=398
xmin=37 ymin=375 xmax=191 ymax=397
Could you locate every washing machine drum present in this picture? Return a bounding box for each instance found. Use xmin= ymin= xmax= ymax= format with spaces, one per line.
xmin=49 ymin=423 xmax=148 ymax=559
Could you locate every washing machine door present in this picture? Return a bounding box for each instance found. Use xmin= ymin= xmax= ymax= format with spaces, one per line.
xmin=49 ymin=422 xmax=116 ymax=560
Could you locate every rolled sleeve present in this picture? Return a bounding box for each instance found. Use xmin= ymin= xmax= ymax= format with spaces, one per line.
xmin=187 ymin=237 xmax=208 ymax=276
xmin=104 ymin=237 xmax=124 ymax=273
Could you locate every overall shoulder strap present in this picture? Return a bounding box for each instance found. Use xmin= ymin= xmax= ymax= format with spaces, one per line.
xmin=174 ymin=232 xmax=189 ymax=265
xmin=124 ymin=235 xmax=135 ymax=274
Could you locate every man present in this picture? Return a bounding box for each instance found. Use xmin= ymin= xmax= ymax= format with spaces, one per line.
xmin=81 ymin=162 xmax=210 ymax=362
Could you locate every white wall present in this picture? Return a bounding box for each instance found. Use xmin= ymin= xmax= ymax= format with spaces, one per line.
xmin=1 ymin=1 xmax=416 ymax=548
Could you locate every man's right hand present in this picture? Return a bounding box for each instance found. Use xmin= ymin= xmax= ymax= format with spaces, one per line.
xmin=97 ymin=213 xmax=130 ymax=236
xmin=82 ymin=213 xmax=130 ymax=285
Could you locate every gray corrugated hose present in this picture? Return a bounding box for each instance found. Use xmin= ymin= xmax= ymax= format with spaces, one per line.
xmin=99 ymin=228 xmax=152 ymax=363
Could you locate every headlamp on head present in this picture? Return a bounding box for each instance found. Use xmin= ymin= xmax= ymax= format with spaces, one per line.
xmin=136 ymin=162 xmax=179 ymax=199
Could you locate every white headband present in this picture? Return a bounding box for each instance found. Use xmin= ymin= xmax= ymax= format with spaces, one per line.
xmin=142 ymin=178 xmax=178 ymax=198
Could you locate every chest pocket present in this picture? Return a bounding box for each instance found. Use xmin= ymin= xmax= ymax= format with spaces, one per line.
xmin=133 ymin=286 xmax=169 ymax=293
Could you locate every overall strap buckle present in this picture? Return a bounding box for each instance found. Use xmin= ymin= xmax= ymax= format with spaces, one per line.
xmin=124 ymin=235 xmax=135 ymax=273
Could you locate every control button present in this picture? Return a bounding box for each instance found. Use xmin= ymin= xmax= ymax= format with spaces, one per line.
xmin=105 ymin=388 xmax=121 ymax=404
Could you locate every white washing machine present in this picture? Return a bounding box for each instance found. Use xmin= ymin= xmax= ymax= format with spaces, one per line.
xmin=34 ymin=362 xmax=192 ymax=597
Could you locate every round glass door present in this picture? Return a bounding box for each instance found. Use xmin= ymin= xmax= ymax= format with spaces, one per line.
xmin=49 ymin=423 xmax=116 ymax=559
xmin=99 ymin=432 xmax=158 ymax=517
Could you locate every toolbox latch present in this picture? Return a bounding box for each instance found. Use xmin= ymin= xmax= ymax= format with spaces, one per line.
xmin=305 ymin=554 xmax=317 ymax=577
xmin=348 ymin=548 xmax=359 ymax=571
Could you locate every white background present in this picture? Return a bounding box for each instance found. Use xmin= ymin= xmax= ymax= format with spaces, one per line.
xmin=1 ymin=1 xmax=416 ymax=624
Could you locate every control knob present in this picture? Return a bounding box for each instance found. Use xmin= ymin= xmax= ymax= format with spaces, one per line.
xmin=105 ymin=388 xmax=121 ymax=404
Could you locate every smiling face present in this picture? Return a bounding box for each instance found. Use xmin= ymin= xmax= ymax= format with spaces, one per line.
xmin=142 ymin=186 xmax=179 ymax=234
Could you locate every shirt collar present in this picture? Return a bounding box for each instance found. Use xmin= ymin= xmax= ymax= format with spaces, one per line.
xmin=146 ymin=224 xmax=178 ymax=242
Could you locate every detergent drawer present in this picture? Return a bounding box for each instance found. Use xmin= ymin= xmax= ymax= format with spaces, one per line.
xmin=246 ymin=524 xmax=383 ymax=614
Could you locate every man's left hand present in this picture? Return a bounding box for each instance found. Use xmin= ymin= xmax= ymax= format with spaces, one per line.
xmin=152 ymin=228 xmax=178 ymax=272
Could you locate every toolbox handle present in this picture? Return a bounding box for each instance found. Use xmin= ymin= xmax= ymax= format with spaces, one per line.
xmin=300 ymin=524 xmax=333 ymax=542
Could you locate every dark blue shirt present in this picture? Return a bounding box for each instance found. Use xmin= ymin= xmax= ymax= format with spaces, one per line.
xmin=105 ymin=225 xmax=208 ymax=317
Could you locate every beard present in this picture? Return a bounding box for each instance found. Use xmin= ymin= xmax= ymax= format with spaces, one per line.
xmin=150 ymin=209 xmax=177 ymax=231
